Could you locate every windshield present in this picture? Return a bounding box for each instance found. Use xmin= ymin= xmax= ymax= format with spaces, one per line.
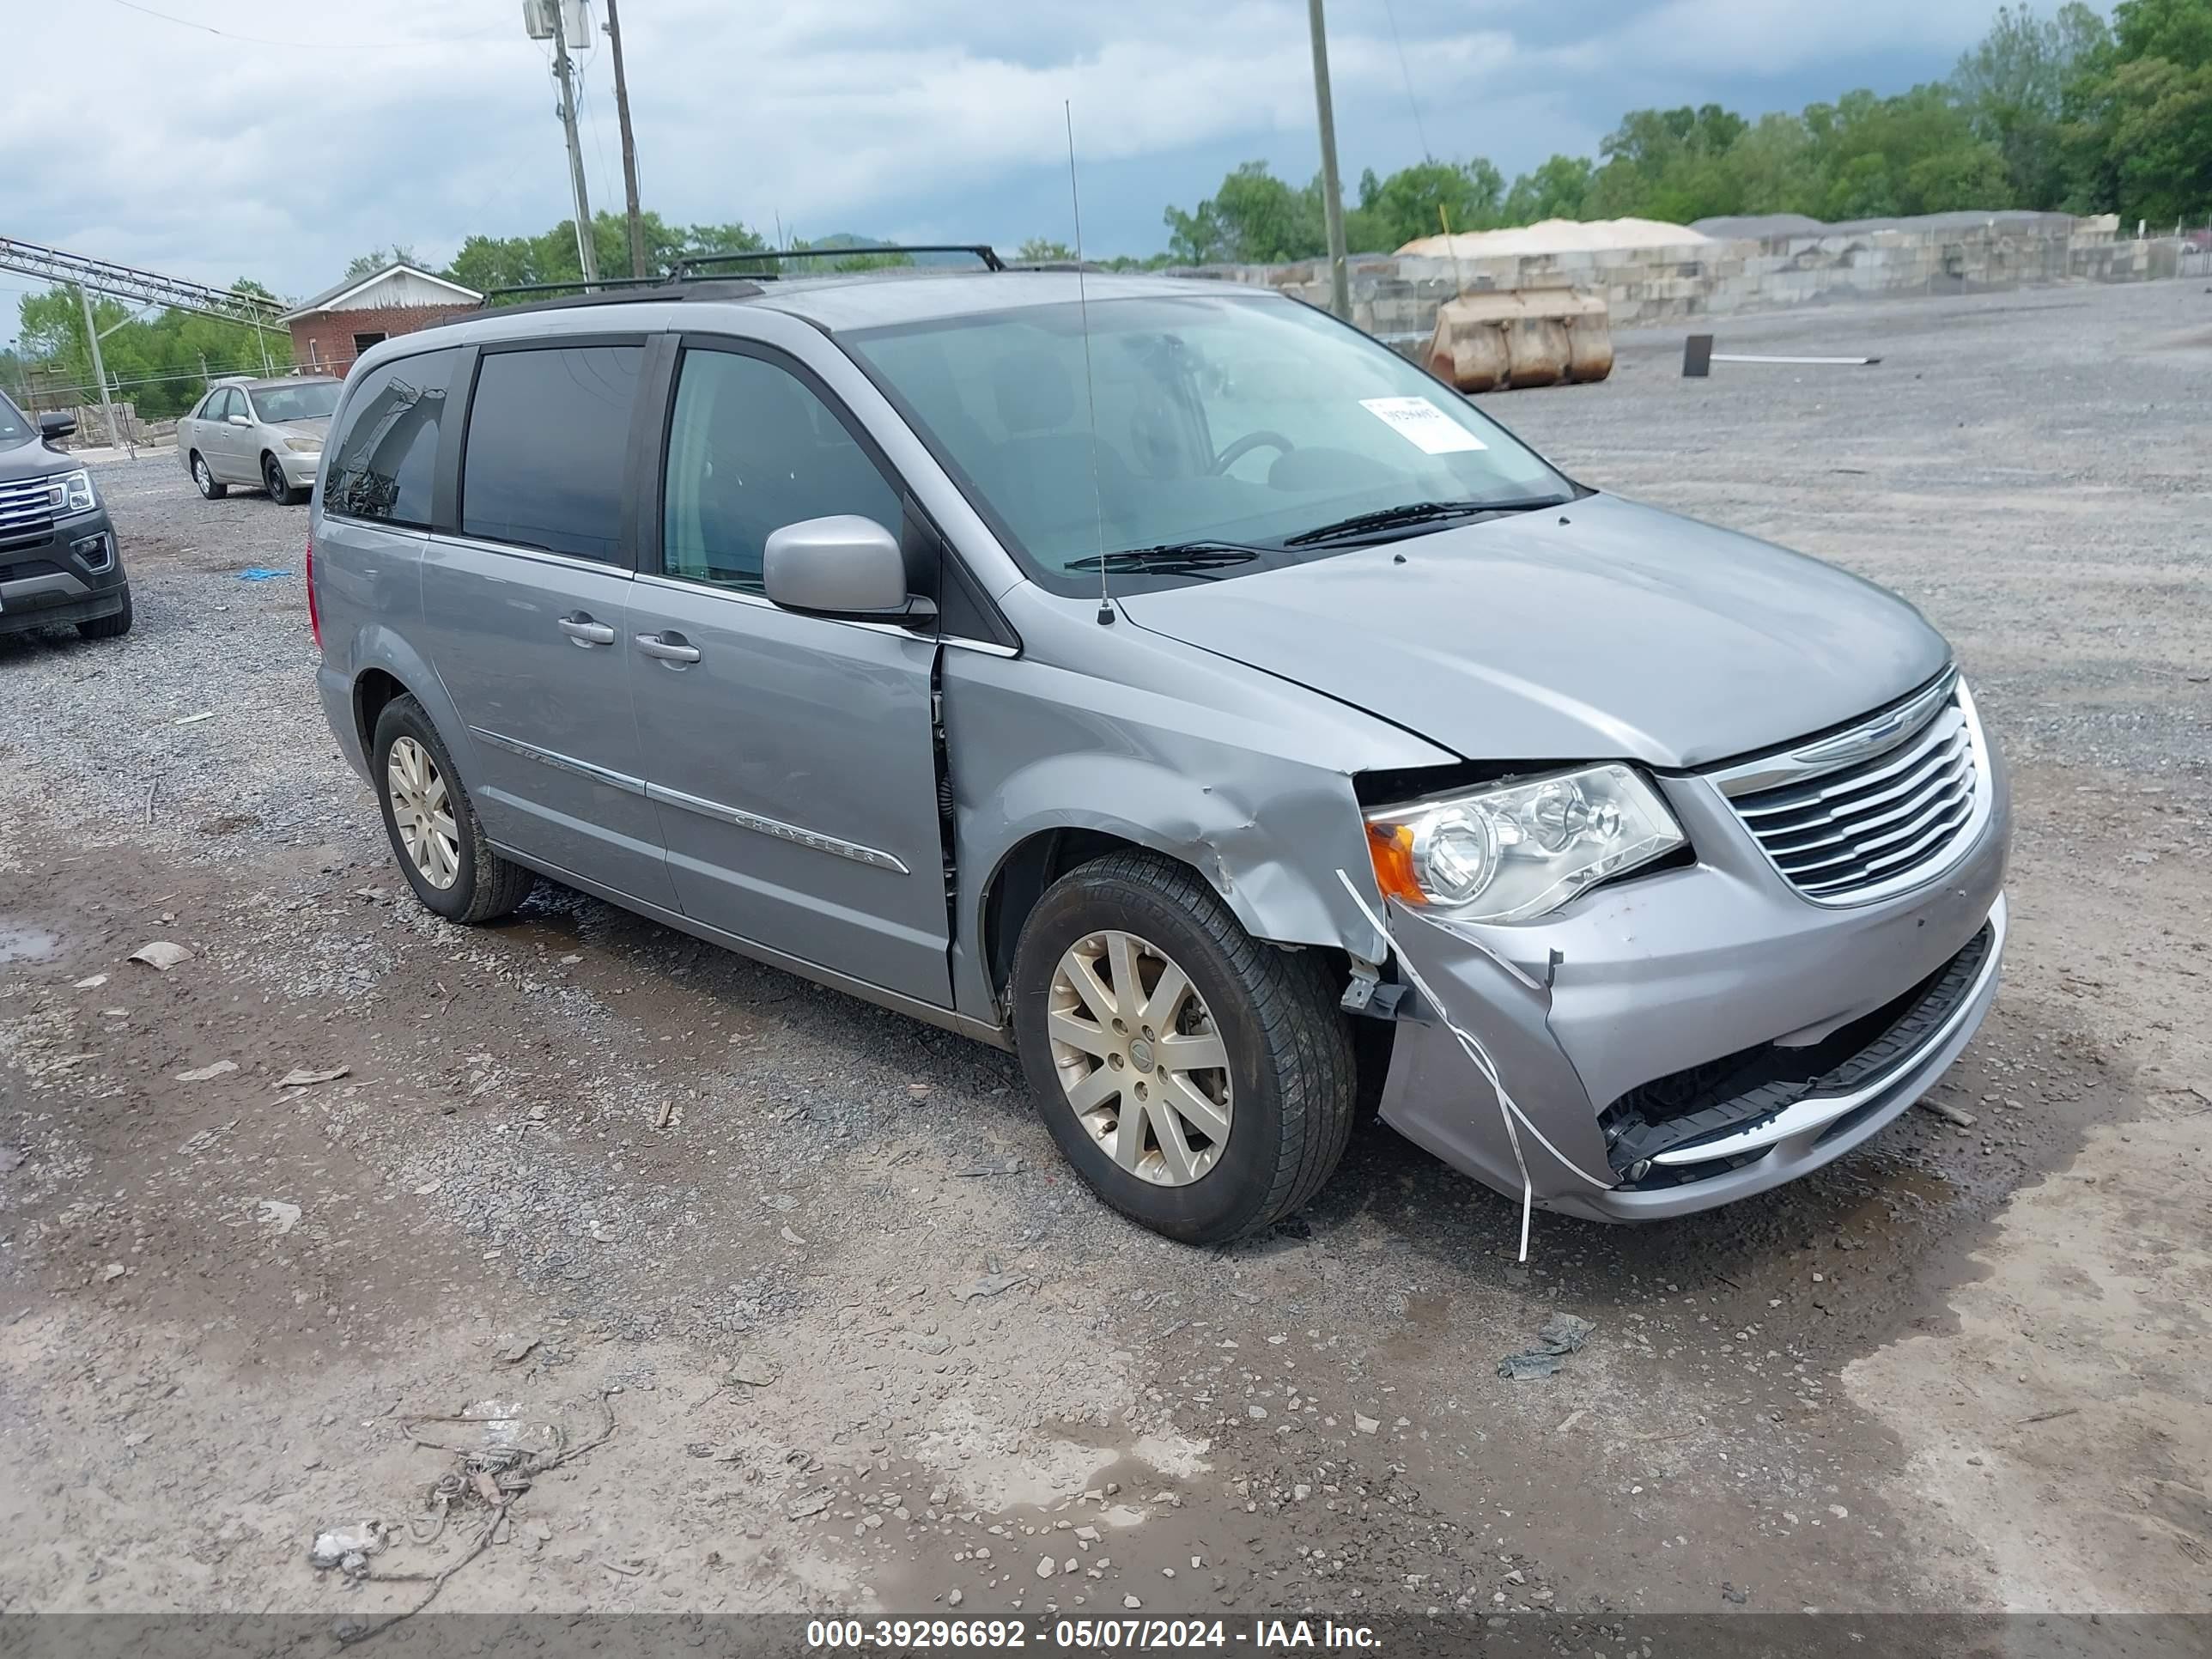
xmin=252 ymin=381 xmax=341 ymax=423
xmin=0 ymin=391 xmax=28 ymax=444
xmin=843 ymin=292 xmax=1574 ymax=592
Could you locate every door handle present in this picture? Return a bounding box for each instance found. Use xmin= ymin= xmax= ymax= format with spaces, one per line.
xmin=557 ymin=612 xmax=616 ymax=647
xmin=635 ymin=630 xmax=702 ymax=665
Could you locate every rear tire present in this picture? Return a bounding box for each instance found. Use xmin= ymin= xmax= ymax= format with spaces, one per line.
xmin=370 ymin=694 xmax=534 ymax=924
xmin=191 ymin=452 xmax=225 ymax=500
xmin=263 ymin=453 xmax=304 ymax=506
xmin=76 ymin=586 xmax=133 ymax=640
xmin=1010 ymin=849 xmax=1357 ymax=1244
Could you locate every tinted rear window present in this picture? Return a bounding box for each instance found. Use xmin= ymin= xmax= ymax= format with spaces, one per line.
xmin=253 ymin=380 xmax=341 ymax=423
xmin=461 ymin=344 xmax=643 ymax=562
xmin=325 ymin=349 xmax=464 ymax=526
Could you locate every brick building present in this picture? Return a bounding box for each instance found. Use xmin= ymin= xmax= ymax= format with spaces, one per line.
xmin=278 ymin=263 xmax=483 ymax=378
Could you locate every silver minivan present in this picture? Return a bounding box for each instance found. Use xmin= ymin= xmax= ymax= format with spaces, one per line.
xmin=308 ymin=267 xmax=2008 ymax=1244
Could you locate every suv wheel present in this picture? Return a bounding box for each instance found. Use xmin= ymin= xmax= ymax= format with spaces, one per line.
xmin=1010 ymin=849 xmax=1356 ymax=1244
xmin=370 ymin=695 xmax=534 ymax=924
xmin=191 ymin=452 xmax=226 ymax=500
xmin=263 ymin=453 xmax=303 ymax=505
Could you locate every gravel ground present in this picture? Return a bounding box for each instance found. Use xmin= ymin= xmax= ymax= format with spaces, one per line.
xmin=1 ymin=280 xmax=2207 ymax=1637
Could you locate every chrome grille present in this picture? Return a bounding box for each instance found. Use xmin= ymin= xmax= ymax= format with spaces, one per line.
xmin=0 ymin=474 xmax=59 ymax=537
xmin=1715 ymin=675 xmax=1984 ymax=903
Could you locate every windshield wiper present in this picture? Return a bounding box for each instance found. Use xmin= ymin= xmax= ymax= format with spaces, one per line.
xmin=1281 ymin=496 xmax=1568 ymax=548
xmin=1066 ymin=541 xmax=1265 ymax=575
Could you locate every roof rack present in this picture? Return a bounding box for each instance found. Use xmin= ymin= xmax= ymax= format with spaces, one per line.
xmin=475 ymin=245 xmax=1006 ymax=315
xmin=463 ymin=277 xmax=766 ymax=322
xmin=671 ymin=244 xmax=1006 ymax=278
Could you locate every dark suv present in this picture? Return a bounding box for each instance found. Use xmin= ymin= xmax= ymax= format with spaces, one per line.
xmin=0 ymin=392 xmax=131 ymax=641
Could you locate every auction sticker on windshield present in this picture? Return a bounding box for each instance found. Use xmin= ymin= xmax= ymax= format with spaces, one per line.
xmin=1358 ymin=395 xmax=1486 ymax=454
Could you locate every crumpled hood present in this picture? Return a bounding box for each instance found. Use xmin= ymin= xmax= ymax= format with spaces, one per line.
xmin=1118 ymin=492 xmax=1949 ymax=770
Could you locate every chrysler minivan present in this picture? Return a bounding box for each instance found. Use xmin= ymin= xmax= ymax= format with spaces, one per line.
xmin=308 ymin=266 xmax=2008 ymax=1244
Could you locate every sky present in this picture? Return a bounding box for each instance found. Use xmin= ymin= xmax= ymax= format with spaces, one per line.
xmin=2 ymin=0 xmax=2039 ymax=333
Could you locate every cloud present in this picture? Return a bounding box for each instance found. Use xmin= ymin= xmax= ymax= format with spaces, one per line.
xmin=1 ymin=0 xmax=2019 ymax=310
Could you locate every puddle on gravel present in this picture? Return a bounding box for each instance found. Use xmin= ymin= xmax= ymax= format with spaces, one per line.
xmin=0 ymin=923 xmax=61 ymax=965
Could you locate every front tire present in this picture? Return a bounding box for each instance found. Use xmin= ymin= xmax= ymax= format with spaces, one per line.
xmin=263 ymin=453 xmax=304 ymax=505
xmin=191 ymin=452 xmax=226 ymax=500
xmin=1010 ymin=850 xmax=1357 ymax=1244
xmin=76 ymin=586 xmax=133 ymax=640
xmin=370 ymin=695 xmax=534 ymax=924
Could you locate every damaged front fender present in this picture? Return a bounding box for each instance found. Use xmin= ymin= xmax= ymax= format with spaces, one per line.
xmin=939 ymin=614 xmax=1452 ymax=1022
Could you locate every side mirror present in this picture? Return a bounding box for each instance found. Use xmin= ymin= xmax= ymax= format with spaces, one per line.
xmin=38 ymin=411 xmax=76 ymax=441
xmin=228 ymin=413 xmax=252 ymax=428
xmin=763 ymin=515 xmax=931 ymax=622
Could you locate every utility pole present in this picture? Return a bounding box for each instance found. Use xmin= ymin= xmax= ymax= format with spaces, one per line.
xmin=549 ymin=3 xmax=599 ymax=287
xmin=1306 ymin=0 xmax=1351 ymax=320
xmin=76 ymin=284 xmax=120 ymax=451
xmin=603 ymin=0 xmax=647 ymax=279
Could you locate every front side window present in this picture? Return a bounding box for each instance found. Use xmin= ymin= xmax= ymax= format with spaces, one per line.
xmin=844 ymin=291 xmax=1573 ymax=592
xmin=660 ymin=348 xmax=900 ymax=593
xmin=325 ymin=348 xmax=463 ymax=526
xmin=460 ymin=344 xmax=643 ymax=562
xmin=204 ymin=388 xmax=238 ymax=422
xmin=251 ymin=380 xmax=342 ymax=424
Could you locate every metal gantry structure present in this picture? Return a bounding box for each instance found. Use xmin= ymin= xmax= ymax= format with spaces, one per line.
xmin=0 ymin=235 xmax=287 ymax=334
xmin=0 ymin=234 xmax=289 ymax=449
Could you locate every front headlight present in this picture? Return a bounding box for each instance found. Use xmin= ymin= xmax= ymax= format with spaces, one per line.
xmin=1365 ymin=763 xmax=1686 ymax=923
xmin=283 ymin=436 xmax=324 ymax=454
xmin=47 ymin=468 xmax=97 ymax=514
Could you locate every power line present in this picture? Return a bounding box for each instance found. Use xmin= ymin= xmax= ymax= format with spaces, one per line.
xmin=94 ymin=0 xmax=505 ymax=52
xmin=1377 ymin=0 xmax=1432 ymax=163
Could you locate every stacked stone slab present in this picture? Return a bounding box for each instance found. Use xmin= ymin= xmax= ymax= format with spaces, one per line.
xmin=1170 ymin=216 xmax=2185 ymax=372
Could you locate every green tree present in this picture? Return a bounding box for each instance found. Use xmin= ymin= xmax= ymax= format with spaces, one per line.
xmin=1585 ymin=103 xmax=1758 ymax=221
xmin=2062 ymin=0 xmax=2212 ymax=224
xmin=1952 ymin=3 xmax=2112 ymax=205
xmin=1163 ymin=162 xmax=1324 ymax=263
xmin=1501 ymin=155 xmax=1595 ymax=223
xmin=1016 ymin=238 xmax=1077 ymax=262
xmin=343 ymin=245 xmax=421 ymax=279
xmin=12 ymin=283 xmax=290 ymax=419
xmin=1346 ymin=159 xmax=1507 ymax=249
xmin=451 ymin=211 xmax=767 ymax=296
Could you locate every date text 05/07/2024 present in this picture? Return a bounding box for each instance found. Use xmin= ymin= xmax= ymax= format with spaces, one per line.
xmin=804 ymin=1617 xmax=1382 ymax=1650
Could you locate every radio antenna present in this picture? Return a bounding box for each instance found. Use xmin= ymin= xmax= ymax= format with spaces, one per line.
xmin=1064 ymin=100 xmax=1113 ymax=626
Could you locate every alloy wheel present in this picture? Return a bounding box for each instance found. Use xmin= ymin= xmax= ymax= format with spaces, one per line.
xmin=386 ymin=736 xmax=461 ymax=890
xmin=1047 ymin=929 xmax=1233 ymax=1186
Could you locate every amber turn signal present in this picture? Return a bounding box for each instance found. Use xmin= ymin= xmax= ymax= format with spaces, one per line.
xmin=1365 ymin=820 xmax=1426 ymax=908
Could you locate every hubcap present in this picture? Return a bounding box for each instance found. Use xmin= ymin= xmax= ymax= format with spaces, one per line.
xmin=194 ymin=458 xmax=210 ymax=491
xmin=1047 ymin=930 xmax=1232 ymax=1187
xmin=386 ymin=736 xmax=461 ymax=890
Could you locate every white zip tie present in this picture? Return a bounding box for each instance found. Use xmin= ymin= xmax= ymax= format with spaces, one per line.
xmin=1336 ymin=871 xmax=1615 ymax=1261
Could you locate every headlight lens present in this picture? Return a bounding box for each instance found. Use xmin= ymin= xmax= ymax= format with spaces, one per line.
xmin=47 ymin=468 xmax=97 ymax=514
xmin=1365 ymin=763 xmax=1686 ymax=923
xmin=283 ymin=436 xmax=323 ymax=454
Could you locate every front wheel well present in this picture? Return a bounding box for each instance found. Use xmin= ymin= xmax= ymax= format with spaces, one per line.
xmin=981 ymin=830 xmax=1386 ymax=1109
xmin=981 ymin=828 xmax=1139 ymax=1000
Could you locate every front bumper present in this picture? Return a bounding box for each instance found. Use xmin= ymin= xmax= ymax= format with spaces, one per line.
xmin=1374 ymin=735 xmax=2010 ymax=1221
xmin=0 ymin=511 xmax=127 ymax=635
xmin=279 ymin=449 xmax=322 ymax=486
